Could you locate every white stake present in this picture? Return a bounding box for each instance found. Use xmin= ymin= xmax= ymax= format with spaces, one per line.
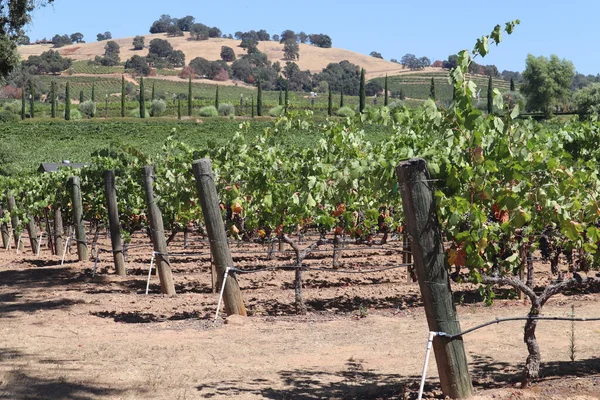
xmin=418 ymin=331 xmax=439 ymax=400
xmin=145 ymin=252 xmax=156 ymax=295
xmin=214 ymin=267 xmax=231 ymax=322
xmin=61 ymin=236 xmax=71 ymax=266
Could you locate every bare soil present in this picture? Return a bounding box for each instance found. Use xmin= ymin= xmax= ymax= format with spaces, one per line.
xmin=1 ymin=230 xmax=599 ymax=399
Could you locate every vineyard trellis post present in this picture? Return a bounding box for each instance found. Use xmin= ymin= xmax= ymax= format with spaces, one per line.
xmin=141 ymin=166 xmax=176 ymax=295
xmin=25 ymin=212 xmax=39 ymax=255
xmin=6 ymin=191 xmax=24 ymax=251
xmin=104 ymin=170 xmax=126 ymax=276
xmin=1 ymin=208 xmax=9 ymax=249
xmin=68 ymin=176 xmax=88 ymax=261
xmin=396 ymin=158 xmax=473 ymax=399
xmin=43 ymin=207 xmax=54 ymax=255
xmin=192 ymin=158 xmax=246 ymax=317
xmin=54 ymin=199 xmax=64 ymax=255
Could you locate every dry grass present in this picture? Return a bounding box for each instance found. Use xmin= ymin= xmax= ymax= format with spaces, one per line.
xmin=19 ymin=33 xmax=417 ymax=80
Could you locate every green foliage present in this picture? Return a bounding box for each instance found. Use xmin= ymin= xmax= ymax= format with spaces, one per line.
xmin=521 ymin=54 xmax=575 ymax=115
xmin=198 ymin=105 xmax=218 ymax=117
xmin=384 ymin=75 xmax=388 ymax=106
xmin=121 ymin=75 xmax=125 ymax=118
xmin=487 ymin=75 xmax=493 ymax=114
xmin=139 ymin=77 xmax=145 ymax=118
xmin=283 ymin=39 xmax=299 ymax=61
xmin=22 ymin=50 xmax=73 ymax=75
xmin=268 ymin=105 xmax=285 ymax=117
xmin=65 ymin=81 xmax=71 ymax=120
xmin=79 ymin=100 xmax=96 ymax=118
xmin=257 ymin=78 xmax=263 ymax=116
xmin=429 ymin=77 xmax=435 ymax=100
xmin=314 ymin=61 xmax=360 ymax=96
xmin=29 ymin=80 xmax=34 ymax=118
xmin=336 ymin=106 xmax=355 ymax=118
xmin=220 ymin=46 xmax=236 ymax=62
xmin=214 ymin=85 xmax=219 ymax=109
xmin=308 ymin=33 xmax=332 ymax=48
xmin=65 ymin=108 xmax=81 ymax=120
xmin=128 ymin=108 xmax=148 ymax=118
xmin=149 ymin=99 xmax=167 ymax=117
xmin=573 ymin=83 xmax=600 ymax=121
xmin=133 ymin=35 xmax=145 ymax=50
xmin=218 ymin=103 xmax=235 ymax=116
xmin=328 ymin=87 xmax=332 ymax=116
xmin=125 ymin=55 xmax=150 ymax=76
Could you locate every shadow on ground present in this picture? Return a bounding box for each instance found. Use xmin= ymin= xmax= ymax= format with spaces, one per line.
xmin=196 ymin=358 xmax=433 ymax=399
xmin=0 ymin=369 xmax=128 ymax=399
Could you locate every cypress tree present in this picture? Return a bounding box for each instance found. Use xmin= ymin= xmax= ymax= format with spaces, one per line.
xmin=510 ymin=77 xmax=515 ymax=92
xmin=284 ymin=81 xmax=289 ymax=113
xmin=21 ymin=87 xmax=25 ymax=120
xmin=256 ymin=78 xmax=262 ymax=116
xmin=65 ymin=82 xmax=71 ymax=120
xmin=79 ymin=90 xmax=84 ymax=104
xmin=328 ymin=87 xmax=332 ymax=116
xmin=151 ymin=82 xmax=155 ymax=101
xmin=429 ymin=77 xmax=436 ymax=100
xmin=384 ymin=74 xmax=389 ymax=106
xmin=251 ymin=95 xmax=255 ymax=118
xmin=177 ymin=97 xmax=182 ymax=120
xmin=359 ymin=68 xmax=365 ymax=113
xmin=487 ymin=75 xmax=493 ymax=115
xmin=91 ymin=83 xmax=96 ymax=117
xmin=139 ymin=77 xmax=145 ymax=118
xmin=29 ymin=80 xmax=34 ymax=118
xmin=121 ymin=75 xmax=125 ymax=118
xmin=340 ymin=84 xmax=344 ymax=107
xmin=278 ymin=89 xmax=283 ymax=106
xmin=215 ymin=85 xmax=219 ymax=110
xmin=51 ymin=81 xmax=56 ymax=118
xmin=188 ymin=76 xmax=192 ymax=116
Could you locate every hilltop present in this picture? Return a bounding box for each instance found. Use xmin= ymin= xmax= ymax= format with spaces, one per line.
xmin=19 ymin=33 xmax=410 ymax=81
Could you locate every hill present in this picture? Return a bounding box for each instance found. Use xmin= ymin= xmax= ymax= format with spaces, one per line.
xmin=19 ymin=33 xmax=404 ymax=80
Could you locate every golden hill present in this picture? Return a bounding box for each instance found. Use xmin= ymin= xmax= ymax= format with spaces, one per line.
xmin=18 ymin=33 xmax=425 ymax=80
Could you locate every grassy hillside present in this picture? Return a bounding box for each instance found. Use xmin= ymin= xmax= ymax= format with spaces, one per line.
xmin=19 ymin=34 xmax=403 ymax=80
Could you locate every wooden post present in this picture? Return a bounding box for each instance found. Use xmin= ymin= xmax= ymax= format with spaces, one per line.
xmin=43 ymin=207 xmax=54 ymax=254
xmin=54 ymin=201 xmax=64 ymax=255
xmin=68 ymin=176 xmax=88 ymax=261
xmin=26 ymin=214 xmax=39 ymax=255
xmin=141 ymin=166 xmax=176 ymax=295
xmin=396 ymin=158 xmax=473 ymax=399
xmin=0 ymin=208 xmax=9 ymax=249
xmin=104 ymin=170 xmax=126 ymax=276
xmin=192 ymin=158 xmax=246 ymax=316
xmin=6 ymin=191 xmax=24 ymax=251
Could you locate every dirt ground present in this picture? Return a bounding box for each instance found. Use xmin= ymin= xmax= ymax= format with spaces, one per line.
xmin=1 ymin=230 xmax=599 ymax=399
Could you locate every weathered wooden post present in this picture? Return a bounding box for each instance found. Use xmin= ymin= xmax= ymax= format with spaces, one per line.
xmin=192 ymin=158 xmax=246 ymax=316
xmin=68 ymin=176 xmax=88 ymax=261
xmin=141 ymin=166 xmax=176 ymax=295
xmin=396 ymin=158 xmax=473 ymax=399
xmin=25 ymin=214 xmax=39 ymax=255
xmin=6 ymin=191 xmax=24 ymax=251
xmin=104 ymin=170 xmax=126 ymax=276
xmin=54 ymin=201 xmax=64 ymax=255
xmin=43 ymin=207 xmax=55 ymax=254
xmin=0 ymin=208 xmax=9 ymax=249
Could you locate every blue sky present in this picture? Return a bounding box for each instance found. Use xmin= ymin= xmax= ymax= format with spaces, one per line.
xmin=25 ymin=0 xmax=600 ymax=76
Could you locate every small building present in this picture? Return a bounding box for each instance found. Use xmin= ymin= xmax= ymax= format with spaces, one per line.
xmin=38 ymin=160 xmax=89 ymax=173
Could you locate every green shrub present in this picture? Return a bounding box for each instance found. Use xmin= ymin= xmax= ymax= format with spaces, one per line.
xmin=149 ymin=99 xmax=167 ymax=117
xmin=129 ymin=108 xmax=149 ymax=118
xmin=0 ymin=110 xmax=19 ymax=123
xmin=79 ymin=100 xmax=96 ymax=118
xmin=218 ymin=103 xmax=235 ymax=116
xmin=198 ymin=106 xmax=218 ymax=117
xmin=3 ymin=101 xmax=21 ymax=114
xmin=336 ymin=106 xmax=355 ymax=118
xmin=386 ymin=101 xmax=403 ymax=111
xmin=64 ymin=109 xmax=82 ymax=120
xmin=268 ymin=105 xmax=285 ymax=117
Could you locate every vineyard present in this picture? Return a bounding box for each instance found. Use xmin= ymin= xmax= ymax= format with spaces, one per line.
xmin=2 ymin=22 xmax=600 ymax=399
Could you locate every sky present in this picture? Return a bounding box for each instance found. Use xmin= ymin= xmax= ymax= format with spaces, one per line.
xmin=24 ymin=0 xmax=600 ymax=76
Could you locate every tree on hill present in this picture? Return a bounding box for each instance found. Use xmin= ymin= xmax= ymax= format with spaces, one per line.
xmin=125 ymin=55 xmax=150 ymax=76
xmin=150 ymin=14 xmax=175 ymax=33
xmin=257 ymin=29 xmax=270 ymax=41
xmin=314 ymin=60 xmax=361 ymax=95
xmin=167 ymin=50 xmax=185 ymax=67
xmin=281 ymin=62 xmax=311 ymax=92
xmin=442 ymin=54 xmax=458 ymax=69
xmin=359 ymin=68 xmax=365 ymax=112
xmin=272 ymin=34 xmax=280 ymax=42
xmin=51 ymin=34 xmax=72 ymax=48
xmin=521 ymin=54 xmax=574 ymax=115
xmin=133 ymin=35 xmax=145 ymax=50
xmin=167 ymin=25 xmax=184 ymax=37
xmin=208 ymin=27 xmax=221 ymax=38
xmin=149 ymin=39 xmax=173 ymax=58
xmin=370 ymin=51 xmax=383 ymax=59
xmin=308 ymin=34 xmax=332 ymax=48
xmin=220 ymin=46 xmax=236 ymax=62
xmin=23 ymin=50 xmax=72 ymax=74
xmin=70 ymin=32 xmax=84 ymax=43
xmin=176 ymin=16 xmax=195 ymax=31
xmin=283 ymin=39 xmax=299 ymax=60
xmin=16 ymin=34 xmax=30 ymax=45
xmin=297 ymin=32 xmax=308 ymax=44
xmin=365 ymin=80 xmax=383 ymax=96
xmin=100 ymin=41 xmax=120 ymax=66
xmin=96 ymin=32 xmax=112 ymax=41
xmin=190 ymin=23 xmax=209 ymax=40
xmin=279 ymin=30 xmax=296 ymax=43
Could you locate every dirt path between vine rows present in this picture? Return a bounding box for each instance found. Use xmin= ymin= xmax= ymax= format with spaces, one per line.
xmin=1 ymin=237 xmax=599 ymax=399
